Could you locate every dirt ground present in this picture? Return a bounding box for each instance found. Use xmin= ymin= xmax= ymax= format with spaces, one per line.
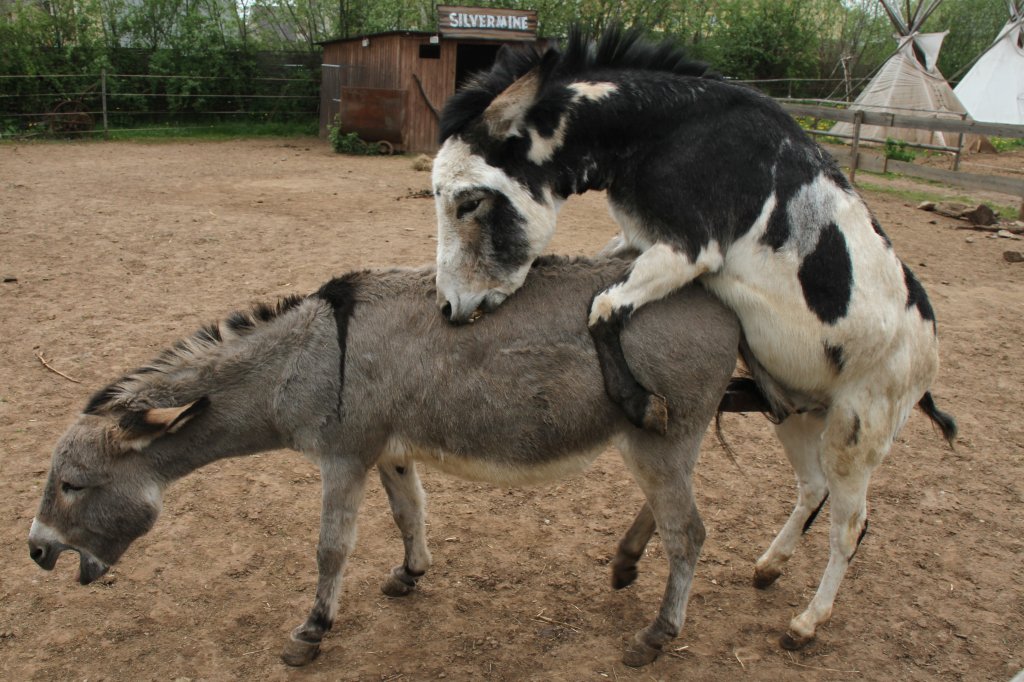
xmin=1 ymin=140 xmax=1022 ymax=681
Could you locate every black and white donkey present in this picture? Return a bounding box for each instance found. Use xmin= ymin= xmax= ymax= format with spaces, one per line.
xmin=431 ymin=26 xmax=956 ymax=650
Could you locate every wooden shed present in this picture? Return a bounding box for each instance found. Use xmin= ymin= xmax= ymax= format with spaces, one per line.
xmin=319 ymin=6 xmax=547 ymax=153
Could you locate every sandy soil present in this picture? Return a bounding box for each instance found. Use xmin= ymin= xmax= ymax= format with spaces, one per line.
xmin=1 ymin=140 xmax=1022 ymax=681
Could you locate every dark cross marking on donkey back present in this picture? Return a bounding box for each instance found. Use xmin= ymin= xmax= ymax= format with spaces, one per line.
xmin=315 ymin=275 xmax=360 ymax=418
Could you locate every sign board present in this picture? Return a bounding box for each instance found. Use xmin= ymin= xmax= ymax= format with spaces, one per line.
xmin=437 ymin=5 xmax=538 ymax=41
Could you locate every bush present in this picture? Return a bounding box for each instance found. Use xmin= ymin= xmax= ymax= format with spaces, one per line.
xmin=990 ymin=137 xmax=1024 ymax=153
xmin=327 ymin=116 xmax=379 ymax=155
xmin=883 ymin=138 xmax=915 ymax=162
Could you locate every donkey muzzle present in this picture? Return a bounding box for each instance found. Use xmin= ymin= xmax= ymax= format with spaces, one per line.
xmin=28 ymin=518 xmax=110 ymax=584
xmin=440 ymin=291 xmax=508 ymax=325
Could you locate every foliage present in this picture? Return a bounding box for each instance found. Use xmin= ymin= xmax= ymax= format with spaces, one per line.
xmin=0 ymin=0 xmax=1015 ymax=127
xmin=924 ymin=0 xmax=1010 ymax=79
xmin=989 ymin=137 xmax=1024 ymax=153
xmin=883 ymin=138 xmax=916 ymax=162
xmin=328 ymin=116 xmax=379 ymax=155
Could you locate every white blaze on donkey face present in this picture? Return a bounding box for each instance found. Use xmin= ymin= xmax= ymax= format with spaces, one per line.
xmin=432 ymin=137 xmax=561 ymax=323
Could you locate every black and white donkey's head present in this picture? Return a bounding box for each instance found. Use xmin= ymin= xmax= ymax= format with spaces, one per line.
xmin=432 ymin=26 xmax=711 ymax=323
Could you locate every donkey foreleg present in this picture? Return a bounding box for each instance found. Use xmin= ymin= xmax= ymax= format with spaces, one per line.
xmin=378 ymin=461 xmax=432 ymax=597
xmin=282 ymin=460 xmax=369 ymax=667
xmin=611 ymin=503 xmax=656 ymax=590
xmin=754 ymin=412 xmax=829 ymax=589
xmin=589 ymin=243 xmax=722 ymax=434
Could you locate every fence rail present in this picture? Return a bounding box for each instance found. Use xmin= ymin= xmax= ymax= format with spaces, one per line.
xmin=779 ymin=100 xmax=1024 ymax=140
xmin=1 ymin=68 xmax=319 ymax=137
xmin=779 ymin=100 xmax=1024 ymax=218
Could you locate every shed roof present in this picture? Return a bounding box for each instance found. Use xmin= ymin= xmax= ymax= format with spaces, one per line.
xmin=318 ymin=28 xmax=549 ymax=47
xmin=317 ymin=31 xmax=440 ymax=46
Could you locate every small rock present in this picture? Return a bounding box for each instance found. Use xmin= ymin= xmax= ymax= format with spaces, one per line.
xmin=997 ymin=229 xmax=1022 ymax=240
xmin=965 ymin=237 xmax=974 ymax=243
xmin=2 ymin=276 xmax=16 ymax=283
xmin=1004 ymin=251 xmax=1024 ymax=263
xmin=917 ymin=201 xmax=936 ymax=211
xmin=963 ymin=204 xmax=997 ymax=226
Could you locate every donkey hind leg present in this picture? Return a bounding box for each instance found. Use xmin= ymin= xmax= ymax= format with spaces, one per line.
xmin=588 ymin=243 xmax=723 ymax=435
xmin=282 ymin=460 xmax=370 ymax=667
xmin=753 ymin=412 xmax=829 ymax=589
xmin=611 ymin=503 xmax=656 ymax=590
xmin=378 ymin=461 xmax=432 ymax=597
xmin=781 ymin=400 xmax=891 ymax=650
xmin=617 ymin=437 xmax=705 ymax=667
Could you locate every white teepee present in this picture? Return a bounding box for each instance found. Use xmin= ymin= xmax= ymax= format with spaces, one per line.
xmin=953 ymin=2 xmax=1024 ymax=125
xmin=831 ymin=0 xmax=980 ymax=149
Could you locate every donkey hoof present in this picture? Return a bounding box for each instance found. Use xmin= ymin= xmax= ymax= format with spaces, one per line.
xmin=622 ymin=636 xmax=661 ymax=667
xmin=642 ymin=394 xmax=669 ymax=435
xmin=779 ymin=630 xmax=814 ymax=651
xmin=752 ymin=567 xmax=781 ymax=589
xmin=381 ymin=570 xmax=416 ymax=598
xmin=611 ymin=562 xmax=639 ymax=590
xmin=281 ymin=638 xmax=321 ymax=666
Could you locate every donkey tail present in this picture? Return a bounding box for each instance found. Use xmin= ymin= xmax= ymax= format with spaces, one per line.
xmin=918 ymin=391 xmax=957 ymax=448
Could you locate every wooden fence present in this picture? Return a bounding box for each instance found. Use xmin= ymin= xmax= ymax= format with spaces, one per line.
xmin=778 ymin=100 xmax=1024 ymax=219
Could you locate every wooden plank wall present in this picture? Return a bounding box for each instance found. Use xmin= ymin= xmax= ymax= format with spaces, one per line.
xmin=401 ymin=39 xmax=455 ymax=153
xmin=322 ymin=35 xmax=550 ymax=152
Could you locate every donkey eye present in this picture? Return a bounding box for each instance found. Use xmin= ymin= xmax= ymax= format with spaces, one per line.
xmin=61 ymin=481 xmax=85 ymax=494
xmin=456 ymin=198 xmax=482 ymax=219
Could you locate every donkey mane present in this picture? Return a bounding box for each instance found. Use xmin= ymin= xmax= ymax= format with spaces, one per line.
xmin=83 ymin=293 xmax=309 ymax=415
xmin=439 ymin=24 xmax=716 ymax=142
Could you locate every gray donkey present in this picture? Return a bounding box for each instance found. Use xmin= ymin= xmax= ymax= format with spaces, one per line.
xmin=28 ymin=256 xmax=743 ymax=668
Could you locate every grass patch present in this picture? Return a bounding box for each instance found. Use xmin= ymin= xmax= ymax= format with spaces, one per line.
xmin=990 ymin=137 xmax=1024 ymax=153
xmin=858 ymin=177 xmax=1019 ymax=219
xmin=105 ymin=120 xmax=318 ymax=140
xmin=0 ymin=120 xmax=319 ymax=143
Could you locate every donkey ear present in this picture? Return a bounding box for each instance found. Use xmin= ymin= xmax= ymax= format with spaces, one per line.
xmin=145 ymin=396 xmax=210 ymax=433
xmin=115 ymin=397 xmax=210 ymax=451
xmin=482 ymin=67 xmax=541 ymax=139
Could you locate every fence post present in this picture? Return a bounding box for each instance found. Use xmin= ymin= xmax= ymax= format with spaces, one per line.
xmin=953 ymin=113 xmax=965 ymax=171
xmin=101 ymin=69 xmax=109 ymax=138
xmin=849 ymin=109 xmax=863 ymax=183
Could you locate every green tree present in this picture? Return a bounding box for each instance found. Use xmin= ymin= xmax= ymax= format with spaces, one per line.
xmin=924 ymin=0 xmax=1010 ymax=80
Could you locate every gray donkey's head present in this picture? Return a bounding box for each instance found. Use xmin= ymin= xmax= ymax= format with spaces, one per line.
xmin=28 ymin=395 xmax=209 ymax=584
xmin=28 ymin=295 xmax=311 ymax=584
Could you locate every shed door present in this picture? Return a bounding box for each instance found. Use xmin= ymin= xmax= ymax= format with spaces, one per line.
xmin=455 ymin=43 xmax=501 ymax=89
